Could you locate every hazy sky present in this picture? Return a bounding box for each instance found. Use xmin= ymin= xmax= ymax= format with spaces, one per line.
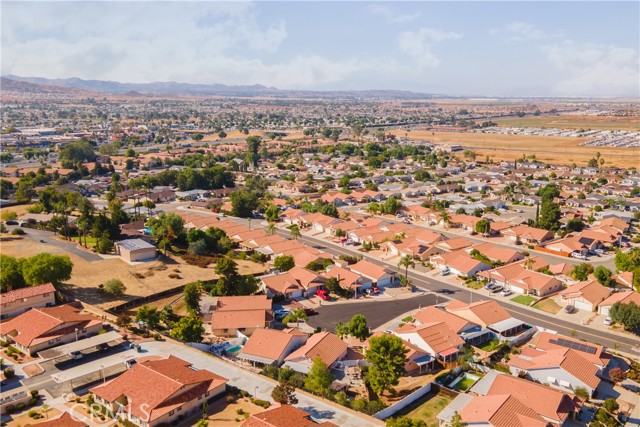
xmin=2 ymin=1 xmax=639 ymax=97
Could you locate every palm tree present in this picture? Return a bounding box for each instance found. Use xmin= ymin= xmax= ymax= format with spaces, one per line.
xmin=41 ymin=404 xmax=50 ymax=419
xmin=267 ymin=223 xmax=276 ymax=235
xmin=523 ymin=256 xmax=535 ymax=270
xmin=439 ymin=210 xmax=451 ymax=230
xmin=290 ymin=224 xmax=301 ymax=240
xmin=397 ymin=254 xmax=415 ymax=286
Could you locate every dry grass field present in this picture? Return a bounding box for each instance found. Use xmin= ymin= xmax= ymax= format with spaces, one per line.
xmin=493 ymin=114 xmax=640 ymax=131
xmin=400 ymin=129 xmax=639 ymax=168
xmin=0 ymin=237 xmax=267 ymax=310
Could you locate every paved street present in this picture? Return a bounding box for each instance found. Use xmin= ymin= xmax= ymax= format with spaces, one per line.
xmin=277 ymin=229 xmax=640 ymax=356
xmin=307 ymin=294 xmax=438 ymax=332
xmin=9 ymin=226 xmax=103 ymax=261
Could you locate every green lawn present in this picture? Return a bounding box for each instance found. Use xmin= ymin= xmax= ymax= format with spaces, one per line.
xmin=466 ymin=281 xmax=484 ymax=290
xmin=533 ymin=298 xmax=562 ymax=314
xmin=71 ymin=236 xmax=98 ymax=248
xmin=402 ymin=393 xmax=453 ymax=427
xmin=479 ymin=339 xmax=502 ymax=352
xmin=511 ymin=295 xmax=537 ymax=306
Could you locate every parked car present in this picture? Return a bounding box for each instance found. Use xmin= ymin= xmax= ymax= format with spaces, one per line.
xmin=440 ymin=267 xmax=451 ymax=276
xmin=4 ymin=220 xmax=17 ymax=225
xmin=571 ymin=252 xmax=587 ymax=260
xmin=489 ymin=285 xmax=504 ymax=293
xmin=316 ymin=289 xmax=330 ymax=301
xmin=564 ymin=305 xmax=575 ymax=314
xmin=594 ymin=248 xmax=605 ymax=255
xmin=500 ymin=289 xmax=512 ymax=297
xmin=69 ymin=351 xmax=83 ymax=360
xmin=603 ymin=317 xmax=613 ymax=326
xmin=365 ymin=287 xmax=381 ymax=295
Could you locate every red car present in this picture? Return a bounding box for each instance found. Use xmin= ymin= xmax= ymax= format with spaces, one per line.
xmin=316 ymin=289 xmax=330 ymax=301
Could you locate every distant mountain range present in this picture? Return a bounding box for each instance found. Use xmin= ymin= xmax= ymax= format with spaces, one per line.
xmin=2 ymin=75 xmax=436 ymax=99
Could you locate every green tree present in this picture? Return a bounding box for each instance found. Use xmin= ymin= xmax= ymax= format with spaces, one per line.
xmin=365 ymin=334 xmax=408 ymax=395
xmin=347 ymin=314 xmax=369 ymax=341
xmin=184 ymin=281 xmax=202 ymax=316
xmin=615 ymin=248 xmax=640 ymax=272
xmin=229 ymin=190 xmax=260 ymax=218
xmin=304 ymin=357 xmax=334 ymax=396
xmin=290 ymin=224 xmax=301 ymax=240
xmin=271 ymin=381 xmax=298 ymax=404
xmin=273 ymin=255 xmax=295 ymax=272
xmin=188 ymin=239 xmax=207 ymax=256
xmin=101 ymin=278 xmax=126 ymax=297
xmin=171 ymin=316 xmax=205 ymax=342
xmin=59 ymin=140 xmax=96 ymax=164
xmin=381 ymin=196 xmax=401 ymax=215
xmin=571 ymin=263 xmax=594 ymax=281
xmin=246 ymin=135 xmax=261 ymax=167
xmin=593 ymin=266 xmax=613 ymax=287
xmin=610 ymin=302 xmax=640 ymax=334
xmin=474 ymin=219 xmax=491 ymax=235
xmin=282 ymin=308 xmax=307 ymax=327
xmin=191 ymin=133 xmax=204 ymax=141
xmin=602 ymin=398 xmax=619 ymax=414
xmin=324 ymin=276 xmax=345 ymax=295
xmin=21 ymin=253 xmax=73 ymax=285
xmin=397 ymin=255 xmax=415 ymax=286
xmin=0 ymin=255 xmax=25 ymax=292
xmin=147 ymin=212 xmax=185 ymax=257
xmin=449 ymin=411 xmax=466 ymax=427
xmin=265 ymin=204 xmax=280 ymax=222
xmin=136 ymin=305 xmax=160 ymax=329
xmin=211 ymin=258 xmax=258 ymax=296
xmin=537 ymin=198 xmax=561 ymax=231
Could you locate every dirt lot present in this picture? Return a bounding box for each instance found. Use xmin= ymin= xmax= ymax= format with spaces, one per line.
xmin=0 ymin=237 xmax=267 ymax=310
xmin=399 ymin=130 xmax=638 ymax=168
xmin=205 ymin=397 xmax=265 ymax=426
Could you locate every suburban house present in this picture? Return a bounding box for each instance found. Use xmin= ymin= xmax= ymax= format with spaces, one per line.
xmin=466 ymin=243 xmax=524 ymax=265
xmin=506 ymin=269 xmax=564 ymax=297
xmin=412 ymin=306 xmax=494 ymax=347
xmin=503 ymin=225 xmax=554 ymax=244
xmin=598 ymin=291 xmax=640 ymax=316
xmin=439 ymin=372 xmax=582 ymax=427
xmin=532 ymin=332 xmax=610 ymax=372
xmin=394 ymin=321 xmax=465 ymax=365
xmin=445 ymin=300 xmax=532 ymax=342
xmin=435 ymin=237 xmax=474 ymax=252
xmin=348 ymin=259 xmax=398 ymax=287
xmin=438 ymin=394 xmax=551 ymax=427
xmin=559 ymin=280 xmax=611 ymax=312
xmin=0 ymin=283 xmax=56 ymax=320
xmin=237 ymin=328 xmax=308 ymax=367
xmin=431 ymin=250 xmax=492 ymax=278
xmin=261 ymin=267 xmax=326 ymax=299
xmin=34 ymin=412 xmax=88 ymax=427
xmin=202 ymin=295 xmax=272 ymax=337
xmin=283 ymin=331 xmax=348 ymax=374
xmin=115 ymin=238 xmax=156 ymax=262
xmin=385 ymin=238 xmax=442 ymax=261
xmin=240 ymin=404 xmax=338 ymax=427
xmin=508 ymin=347 xmax=601 ymax=396
xmin=91 ymin=355 xmax=228 ymax=427
xmin=0 ymin=304 xmax=103 ymax=355
xmin=323 ymin=265 xmax=372 ymax=293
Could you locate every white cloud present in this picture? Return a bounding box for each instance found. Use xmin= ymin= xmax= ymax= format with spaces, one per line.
xmin=492 ymin=21 xmax=563 ymax=41
xmin=544 ymin=41 xmax=640 ymax=96
xmin=367 ymin=4 xmax=421 ymax=23
xmin=398 ymin=28 xmax=463 ymax=68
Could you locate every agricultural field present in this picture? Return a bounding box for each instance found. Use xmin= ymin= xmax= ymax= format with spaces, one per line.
xmin=493 ymin=114 xmax=640 ymax=131
xmin=401 ymin=130 xmax=639 ymax=168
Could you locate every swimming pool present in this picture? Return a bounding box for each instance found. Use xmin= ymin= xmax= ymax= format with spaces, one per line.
xmin=225 ymin=345 xmax=243 ymax=355
xmin=449 ymin=373 xmax=481 ymax=391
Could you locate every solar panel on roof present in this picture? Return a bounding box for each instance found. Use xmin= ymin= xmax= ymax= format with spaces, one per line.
xmin=550 ymin=338 xmax=597 ymax=355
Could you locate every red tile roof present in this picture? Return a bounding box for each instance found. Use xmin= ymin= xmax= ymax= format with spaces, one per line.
xmin=241 ymin=404 xmax=338 ymax=427
xmin=91 ymin=355 xmax=227 ymax=423
xmin=0 ymin=282 xmax=55 ymax=304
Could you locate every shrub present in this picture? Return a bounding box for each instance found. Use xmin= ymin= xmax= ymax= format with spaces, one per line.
xmin=30 ymin=389 xmax=39 ymax=398
xmin=236 ymin=408 xmax=245 ymax=415
xmin=574 ymin=386 xmax=589 ymax=400
xmin=29 ymin=397 xmax=38 ymax=405
xmin=11 ymin=228 xmax=25 ymax=235
xmin=609 ymin=367 xmax=625 ymax=383
xmin=226 ymin=395 xmax=236 ymax=404
xmin=251 ymin=398 xmax=270 ymax=409
xmin=16 ymin=402 xmax=25 ymax=411
xmin=3 ymin=367 xmax=15 ymax=378
xmin=5 ymin=404 xmax=15 ymax=414
xmin=27 ymin=409 xmax=40 ymax=418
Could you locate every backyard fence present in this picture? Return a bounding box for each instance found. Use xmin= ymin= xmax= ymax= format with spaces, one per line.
xmin=372 ymin=382 xmax=432 ymax=420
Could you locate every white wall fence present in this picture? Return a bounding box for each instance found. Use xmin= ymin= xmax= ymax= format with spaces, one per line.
xmin=372 ymin=382 xmax=432 ymax=420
